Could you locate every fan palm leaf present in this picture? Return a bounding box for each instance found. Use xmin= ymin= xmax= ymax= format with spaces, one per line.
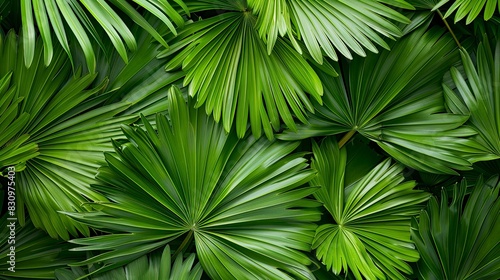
xmin=279 ymin=27 xmax=487 ymax=174
xmin=310 ymin=137 xmax=430 ymax=280
xmin=55 ymin=245 xmax=203 ymax=280
xmin=0 ymin=192 xmax=82 ymax=279
xmin=64 ymin=86 xmax=321 ymax=279
xmin=19 ymin=0 xmax=188 ymax=72
xmin=443 ymin=0 xmax=500 ymax=24
xmin=249 ymin=0 xmax=414 ymax=64
xmin=443 ymin=38 xmax=500 ymax=161
xmin=0 ymin=29 xmax=177 ymax=239
xmin=0 ymin=19 xmax=184 ymax=239
xmin=411 ymin=176 xmax=500 ymax=279
xmin=160 ymin=0 xmax=330 ymax=139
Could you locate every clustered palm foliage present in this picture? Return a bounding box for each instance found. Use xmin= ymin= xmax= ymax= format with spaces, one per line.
xmin=0 ymin=0 xmax=499 ymax=279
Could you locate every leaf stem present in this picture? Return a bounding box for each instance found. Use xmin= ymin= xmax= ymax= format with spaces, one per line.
xmin=338 ymin=129 xmax=356 ymax=148
xmin=173 ymin=230 xmax=193 ymax=259
xmin=437 ymin=10 xmax=461 ymax=48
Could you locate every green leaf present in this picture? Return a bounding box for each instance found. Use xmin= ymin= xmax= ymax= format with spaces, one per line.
xmin=311 ymin=137 xmax=430 ymax=280
xmin=412 ymin=177 xmax=500 ymax=280
xmin=19 ymin=0 xmax=187 ymax=71
xmin=279 ymin=27 xmax=482 ymax=174
xmin=444 ymin=39 xmax=500 ymax=161
xmin=0 ymin=31 xmax=141 ymax=240
xmin=20 ymin=0 xmax=35 ymax=67
xmin=0 ymin=190 xmax=82 ymax=279
xmin=444 ymin=0 xmax=499 ymax=24
xmin=55 ymin=245 xmax=203 ymax=280
xmin=161 ymin=2 xmax=328 ymax=139
xmin=248 ymin=0 xmax=413 ymax=63
xmin=65 ymin=86 xmax=321 ymax=279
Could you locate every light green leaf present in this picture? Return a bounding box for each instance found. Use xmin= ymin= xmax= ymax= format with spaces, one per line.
xmin=161 ymin=2 xmax=328 ymax=139
xmin=311 ymin=137 xmax=430 ymax=279
xmin=444 ymin=39 xmax=500 ymax=161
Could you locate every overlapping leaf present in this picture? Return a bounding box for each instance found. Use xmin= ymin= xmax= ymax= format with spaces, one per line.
xmin=55 ymin=245 xmax=203 ymax=280
xmin=64 ymin=86 xmax=321 ymax=279
xmin=310 ymin=137 xmax=430 ymax=279
xmin=443 ymin=0 xmax=500 ymax=24
xmin=0 ymin=25 xmax=181 ymax=240
xmin=412 ymin=177 xmax=500 ymax=279
xmin=443 ymin=38 xmax=500 ymax=161
xmin=0 ymin=32 xmax=135 ymax=239
xmin=248 ymin=0 xmax=414 ymax=63
xmin=160 ymin=0 xmax=329 ymax=139
xmin=0 ymin=191 xmax=81 ymax=279
xmin=19 ymin=0 xmax=188 ymax=72
xmin=279 ymin=27 xmax=487 ymax=174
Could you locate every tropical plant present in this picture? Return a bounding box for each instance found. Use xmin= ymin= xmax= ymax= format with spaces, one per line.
xmin=1 ymin=0 xmax=500 ymax=279
xmin=248 ymin=0 xmax=414 ymax=62
xmin=444 ymin=38 xmax=500 ymax=161
xmin=279 ymin=26 xmax=488 ymax=175
xmin=0 ymin=191 xmax=81 ymax=279
xmin=411 ymin=176 xmax=500 ymax=279
xmin=0 ymin=29 xmax=119 ymax=239
xmin=161 ymin=0 xmax=328 ymax=139
xmin=55 ymin=245 xmax=203 ymax=280
xmin=443 ymin=0 xmax=500 ymax=24
xmin=18 ymin=0 xmax=188 ymax=71
xmin=310 ymin=137 xmax=430 ymax=279
xmin=64 ymin=87 xmax=321 ymax=279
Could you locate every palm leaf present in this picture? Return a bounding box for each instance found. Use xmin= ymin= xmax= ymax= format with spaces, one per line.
xmin=248 ymin=0 xmax=414 ymax=63
xmin=443 ymin=0 xmax=500 ymax=24
xmin=0 ymin=31 xmax=136 ymax=240
xmin=160 ymin=0 xmax=330 ymax=139
xmin=55 ymin=245 xmax=203 ymax=280
xmin=19 ymin=0 xmax=188 ymax=72
xmin=443 ymin=38 xmax=500 ymax=161
xmin=310 ymin=137 xmax=430 ymax=279
xmin=64 ymin=86 xmax=321 ymax=279
xmin=411 ymin=176 xmax=500 ymax=279
xmin=0 ymin=24 xmax=182 ymax=240
xmin=279 ymin=27 xmax=486 ymax=175
xmin=0 ymin=191 xmax=82 ymax=279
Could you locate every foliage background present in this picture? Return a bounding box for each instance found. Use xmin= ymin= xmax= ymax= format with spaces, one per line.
xmin=0 ymin=0 xmax=499 ymax=279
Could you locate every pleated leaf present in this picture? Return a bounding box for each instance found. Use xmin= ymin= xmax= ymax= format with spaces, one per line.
xmin=443 ymin=39 xmax=500 ymax=161
xmin=0 ymin=190 xmax=82 ymax=279
xmin=412 ymin=177 xmax=500 ymax=280
xmin=311 ymin=137 xmax=430 ymax=280
xmin=248 ymin=0 xmax=414 ymax=63
xmin=444 ymin=0 xmax=500 ymax=24
xmin=19 ymin=0 xmax=188 ymax=72
xmin=160 ymin=0 xmax=328 ymax=139
xmin=279 ymin=27 xmax=484 ymax=175
xmin=55 ymin=245 xmax=203 ymax=280
xmin=0 ymin=31 xmax=143 ymax=240
xmin=64 ymin=86 xmax=321 ymax=279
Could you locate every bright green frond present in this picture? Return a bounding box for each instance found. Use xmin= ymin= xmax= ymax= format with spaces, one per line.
xmin=0 ymin=31 xmax=140 ymax=240
xmin=55 ymin=245 xmax=203 ymax=280
xmin=160 ymin=5 xmax=327 ymax=139
xmin=19 ymin=0 xmax=188 ymax=72
xmin=279 ymin=27 xmax=484 ymax=174
xmin=64 ymin=86 xmax=321 ymax=279
xmin=412 ymin=177 xmax=500 ymax=280
xmin=311 ymin=137 xmax=430 ymax=280
xmin=444 ymin=39 xmax=500 ymax=161
xmin=0 ymin=191 xmax=82 ymax=279
xmin=248 ymin=0 xmax=413 ymax=63
xmin=444 ymin=0 xmax=500 ymax=24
